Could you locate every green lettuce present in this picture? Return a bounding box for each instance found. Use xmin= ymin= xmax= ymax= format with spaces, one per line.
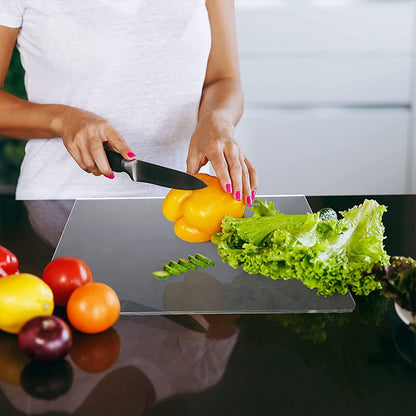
xmin=211 ymin=199 xmax=390 ymax=296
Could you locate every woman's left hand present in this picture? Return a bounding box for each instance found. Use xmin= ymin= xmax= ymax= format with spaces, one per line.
xmin=186 ymin=114 xmax=258 ymax=206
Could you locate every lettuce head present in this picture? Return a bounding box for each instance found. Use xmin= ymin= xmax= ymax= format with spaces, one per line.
xmin=211 ymin=199 xmax=390 ymax=296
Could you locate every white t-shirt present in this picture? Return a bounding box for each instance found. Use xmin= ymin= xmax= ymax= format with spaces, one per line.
xmin=0 ymin=0 xmax=211 ymax=199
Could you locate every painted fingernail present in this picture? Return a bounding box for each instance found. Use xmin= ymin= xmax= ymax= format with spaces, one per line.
xmin=127 ymin=152 xmax=136 ymax=158
xmin=235 ymin=190 xmax=242 ymax=201
xmin=247 ymin=196 xmax=252 ymax=206
xmin=252 ymin=190 xmax=256 ymax=199
xmin=106 ymin=173 xmax=115 ymax=179
xmin=226 ymin=183 xmax=232 ymax=193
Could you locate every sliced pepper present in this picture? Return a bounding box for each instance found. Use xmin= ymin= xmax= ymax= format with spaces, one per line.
xmin=162 ymin=173 xmax=245 ymax=242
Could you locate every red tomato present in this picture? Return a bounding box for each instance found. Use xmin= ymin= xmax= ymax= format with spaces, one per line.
xmin=0 ymin=245 xmax=19 ymax=277
xmin=67 ymin=282 xmax=120 ymax=334
xmin=42 ymin=257 xmax=93 ymax=306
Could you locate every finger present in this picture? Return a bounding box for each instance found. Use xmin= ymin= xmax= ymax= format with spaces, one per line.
xmin=104 ymin=126 xmax=135 ymax=161
xmin=89 ymin=137 xmax=114 ymax=178
xmin=77 ymin=136 xmax=103 ymax=177
xmin=240 ymin=155 xmax=252 ymax=206
xmin=224 ymin=148 xmax=242 ymax=201
xmin=244 ymin=158 xmax=258 ymax=199
xmin=64 ymin=140 xmax=90 ymax=174
xmin=209 ymin=152 xmax=232 ymax=194
xmin=81 ymin=152 xmax=101 ymax=176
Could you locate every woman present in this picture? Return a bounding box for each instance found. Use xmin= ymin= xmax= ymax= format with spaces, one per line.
xmin=0 ymin=0 xmax=257 ymax=203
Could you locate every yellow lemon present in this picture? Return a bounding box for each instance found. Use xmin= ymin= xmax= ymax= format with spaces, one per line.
xmin=0 ymin=273 xmax=54 ymax=334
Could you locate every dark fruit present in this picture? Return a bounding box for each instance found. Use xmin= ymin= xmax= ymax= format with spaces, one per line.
xmin=18 ymin=315 xmax=72 ymax=362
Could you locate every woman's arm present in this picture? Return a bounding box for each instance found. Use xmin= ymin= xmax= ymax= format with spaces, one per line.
xmin=0 ymin=26 xmax=134 ymax=178
xmin=0 ymin=27 xmax=65 ymax=139
xmin=186 ymin=0 xmax=258 ymax=205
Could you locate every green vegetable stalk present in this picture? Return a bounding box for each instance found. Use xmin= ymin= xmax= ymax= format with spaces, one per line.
xmin=153 ymin=254 xmax=215 ymax=279
xmin=211 ymin=198 xmax=390 ymax=296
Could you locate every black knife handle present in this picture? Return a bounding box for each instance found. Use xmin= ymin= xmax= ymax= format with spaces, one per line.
xmin=104 ymin=148 xmax=125 ymax=172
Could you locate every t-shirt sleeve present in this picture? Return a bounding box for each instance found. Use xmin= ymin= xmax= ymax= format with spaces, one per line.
xmin=0 ymin=0 xmax=23 ymax=28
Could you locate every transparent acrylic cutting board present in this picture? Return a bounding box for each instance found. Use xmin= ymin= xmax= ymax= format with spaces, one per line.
xmin=53 ymin=196 xmax=355 ymax=314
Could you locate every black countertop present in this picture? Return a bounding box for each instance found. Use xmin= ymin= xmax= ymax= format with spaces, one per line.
xmin=0 ymin=194 xmax=415 ymax=416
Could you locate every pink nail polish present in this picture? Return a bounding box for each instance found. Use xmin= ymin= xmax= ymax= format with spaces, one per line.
xmin=247 ymin=196 xmax=252 ymax=206
xmin=226 ymin=183 xmax=232 ymax=193
xmin=235 ymin=190 xmax=241 ymax=201
xmin=252 ymin=190 xmax=256 ymax=199
xmin=106 ymin=173 xmax=115 ymax=179
xmin=127 ymin=152 xmax=136 ymax=158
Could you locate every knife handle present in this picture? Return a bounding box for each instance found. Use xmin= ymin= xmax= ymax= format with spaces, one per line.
xmin=104 ymin=148 xmax=125 ymax=172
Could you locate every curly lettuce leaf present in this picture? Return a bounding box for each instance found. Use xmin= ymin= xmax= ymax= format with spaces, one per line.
xmin=212 ymin=199 xmax=390 ymax=296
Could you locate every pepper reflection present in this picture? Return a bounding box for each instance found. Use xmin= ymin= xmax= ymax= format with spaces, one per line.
xmin=163 ymin=271 xmax=224 ymax=312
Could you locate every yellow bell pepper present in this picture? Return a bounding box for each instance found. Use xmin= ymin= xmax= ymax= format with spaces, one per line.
xmin=0 ymin=273 xmax=54 ymax=334
xmin=162 ymin=173 xmax=245 ymax=242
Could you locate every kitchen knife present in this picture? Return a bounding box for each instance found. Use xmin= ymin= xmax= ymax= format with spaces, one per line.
xmin=104 ymin=148 xmax=207 ymax=190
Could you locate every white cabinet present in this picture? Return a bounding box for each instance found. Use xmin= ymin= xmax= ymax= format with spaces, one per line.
xmin=240 ymin=57 xmax=411 ymax=105
xmin=235 ymin=108 xmax=410 ymax=195
xmin=236 ymin=3 xmax=413 ymax=54
xmin=234 ymin=0 xmax=415 ymax=195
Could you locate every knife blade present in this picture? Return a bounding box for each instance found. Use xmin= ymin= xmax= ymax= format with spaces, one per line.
xmin=104 ymin=148 xmax=207 ymax=190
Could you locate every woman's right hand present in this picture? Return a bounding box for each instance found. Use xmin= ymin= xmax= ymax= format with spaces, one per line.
xmin=54 ymin=107 xmax=136 ymax=178
xmin=0 ymin=26 xmax=133 ymax=179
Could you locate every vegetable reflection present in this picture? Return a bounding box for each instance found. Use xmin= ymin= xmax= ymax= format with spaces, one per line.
xmin=237 ymin=293 xmax=388 ymax=344
xmin=236 ymin=294 xmax=392 ymax=397
xmin=163 ymin=271 xmax=224 ymax=312
xmin=70 ymin=327 xmax=121 ymax=373
xmin=20 ymin=360 xmax=73 ymax=400
xmin=0 ymin=331 xmax=30 ymax=385
xmin=0 ymin=314 xmax=239 ymax=414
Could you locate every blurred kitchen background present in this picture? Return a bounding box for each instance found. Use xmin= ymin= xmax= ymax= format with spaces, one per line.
xmin=1 ymin=0 xmax=415 ymax=195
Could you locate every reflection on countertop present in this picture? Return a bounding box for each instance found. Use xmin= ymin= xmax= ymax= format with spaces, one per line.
xmin=0 ymin=314 xmax=239 ymax=415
